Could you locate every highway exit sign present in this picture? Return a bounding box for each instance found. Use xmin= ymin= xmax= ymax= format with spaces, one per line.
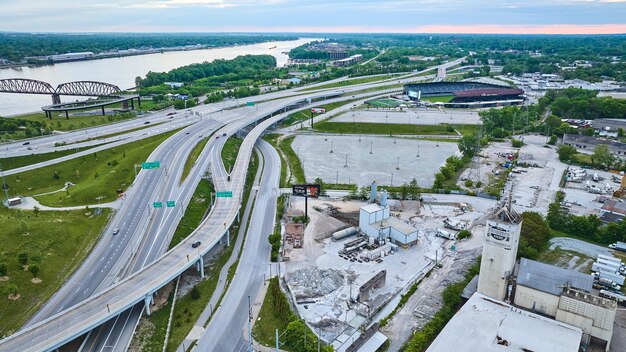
xmin=216 ymin=191 xmax=233 ymax=198
xmin=246 ymin=102 xmax=255 ymax=106
xmin=142 ymin=161 xmax=161 ymax=169
xmin=153 ymin=201 xmax=163 ymax=208
xmin=166 ymin=201 xmax=176 ymax=208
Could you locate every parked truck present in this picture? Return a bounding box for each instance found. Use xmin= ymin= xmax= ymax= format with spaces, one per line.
xmin=592 ymin=262 xmax=621 ymax=274
xmin=599 ymin=289 xmax=626 ymax=304
xmin=609 ymin=241 xmax=626 ymax=253
xmin=593 ymin=275 xmax=622 ymax=291
xmin=593 ymin=270 xmax=625 ymax=286
xmin=597 ymin=254 xmax=623 ymax=265
xmin=435 ymin=229 xmax=456 ymax=240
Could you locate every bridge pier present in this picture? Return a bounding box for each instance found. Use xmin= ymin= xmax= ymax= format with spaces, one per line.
xmin=144 ymin=293 xmax=154 ymax=315
xmin=197 ymin=256 xmax=205 ymax=279
xmin=52 ymin=94 xmax=61 ymax=105
xmin=225 ymin=229 xmax=230 ymax=247
xmin=101 ymin=106 xmax=105 ymax=116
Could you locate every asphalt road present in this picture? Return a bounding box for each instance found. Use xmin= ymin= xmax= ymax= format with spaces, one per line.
xmin=194 ymin=139 xmax=279 ymax=352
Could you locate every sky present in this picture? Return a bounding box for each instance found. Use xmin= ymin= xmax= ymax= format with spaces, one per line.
xmin=1 ymin=0 xmax=626 ymax=34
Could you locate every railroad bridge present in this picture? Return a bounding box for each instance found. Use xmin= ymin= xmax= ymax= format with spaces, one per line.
xmin=0 ymin=78 xmax=140 ymax=118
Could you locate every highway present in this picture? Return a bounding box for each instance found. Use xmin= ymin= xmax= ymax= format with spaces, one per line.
xmin=0 ymin=57 xmax=466 ymax=352
xmin=195 ymin=139 xmax=279 ymax=351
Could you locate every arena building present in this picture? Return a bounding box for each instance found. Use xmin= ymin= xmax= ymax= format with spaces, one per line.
xmin=403 ymin=82 xmax=525 ymax=108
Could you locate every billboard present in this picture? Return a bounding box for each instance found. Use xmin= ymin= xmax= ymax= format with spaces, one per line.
xmin=311 ymin=108 xmax=326 ymax=114
xmin=292 ymin=184 xmax=320 ymax=198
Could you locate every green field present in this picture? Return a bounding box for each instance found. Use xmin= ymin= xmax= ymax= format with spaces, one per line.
xmin=262 ymin=134 xmax=289 ymax=187
xmin=313 ymin=122 xmax=463 ymax=135
xmin=6 ymin=130 xmax=179 ymax=207
xmin=0 ymin=207 xmax=110 ymax=337
xmin=279 ymin=136 xmax=305 ymax=184
xmin=421 ymin=95 xmax=454 ymax=103
xmin=366 ymin=98 xmax=405 ymax=108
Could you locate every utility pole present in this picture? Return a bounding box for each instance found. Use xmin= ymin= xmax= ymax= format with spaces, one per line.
xmin=276 ymin=329 xmax=279 ymax=352
xmin=248 ymin=295 xmax=253 ymax=352
xmin=369 ymin=142 xmax=373 ymax=154
xmin=344 ymin=154 xmax=348 ymax=168
xmin=0 ymin=165 xmax=9 ymax=202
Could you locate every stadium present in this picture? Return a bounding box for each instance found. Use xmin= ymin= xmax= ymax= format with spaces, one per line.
xmin=403 ymin=82 xmax=525 ymax=108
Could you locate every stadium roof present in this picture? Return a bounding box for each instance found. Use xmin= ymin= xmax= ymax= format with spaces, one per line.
xmin=453 ymin=88 xmax=524 ymax=98
xmin=517 ymin=258 xmax=593 ymax=296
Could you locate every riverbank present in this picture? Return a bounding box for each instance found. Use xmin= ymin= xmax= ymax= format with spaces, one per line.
xmin=0 ymin=41 xmax=279 ymax=70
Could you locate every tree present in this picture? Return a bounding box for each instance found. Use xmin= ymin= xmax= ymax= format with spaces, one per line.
xmin=190 ymin=285 xmax=200 ymax=300
xmin=53 ymin=170 xmax=60 ymax=180
xmin=33 ymin=206 xmax=40 ymax=217
xmin=458 ymin=134 xmax=479 ymax=158
xmin=592 ymin=145 xmax=615 ymax=170
xmin=557 ymin=144 xmax=577 ymax=162
xmin=17 ymin=252 xmax=28 ymax=266
xmin=0 ymin=262 xmax=7 ymax=277
xmin=29 ymin=264 xmax=40 ymax=278
xmin=457 ymin=230 xmax=472 ymax=240
xmin=7 ymin=284 xmax=18 ymax=297
xmin=408 ymin=178 xmax=420 ymax=200
xmin=548 ymin=135 xmax=558 ymax=145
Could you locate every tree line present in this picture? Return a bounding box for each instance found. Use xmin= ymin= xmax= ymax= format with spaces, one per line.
xmin=0 ymin=33 xmax=296 ymax=63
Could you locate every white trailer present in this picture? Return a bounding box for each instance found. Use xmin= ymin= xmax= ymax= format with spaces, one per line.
xmin=592 ymin=262 xmax=620 ymax=274
xmin=595 ymin=259 xmax=622 ymax=271
xmin=597 ymin=254 xmax=622 ymax=265
xmin=594 ymin=270 xmax=625 ymax=286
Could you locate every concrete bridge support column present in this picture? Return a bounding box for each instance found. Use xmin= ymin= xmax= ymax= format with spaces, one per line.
xmin=225 ymin=229 xmax=230 ymax=247
xmin=144 ymin=293 xmax=154 ymax=315
xmin=197 ymin=256 xmax=205 ymax=279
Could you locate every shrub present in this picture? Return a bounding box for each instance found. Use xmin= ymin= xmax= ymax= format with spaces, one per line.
xmin=190 ymin=285 xmax=201 ymax=300
xmin=464 ymin=180 xmax=473 ymax=187
xmin=457 ymin=230 xmax=472 ymax=240
xmin=511 ymin=139 xmax=523 ymax=148
xmin=17 ymin=252 xmax=28 ymax=266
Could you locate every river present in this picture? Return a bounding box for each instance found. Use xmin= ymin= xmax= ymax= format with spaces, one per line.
xmin=0 ymin=37 xmax=319 ymax=116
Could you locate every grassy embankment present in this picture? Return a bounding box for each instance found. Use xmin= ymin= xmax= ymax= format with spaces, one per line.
xmin=313 ymin=121 xmax=478 ymax=136
xmin=5 ymin=129 xmax=180 ymax=207
xmin=11 ymin=108 xmax=136 ymax=132
xmin=280 ymin=99 xmax=360 ymax=127
xmin=253 ymin=278 xmax=328 ymax=351
xmin=0 ymin=207 xmax=111 ymax=337
xmin=180 ymin=137 xmax=210 ymax=184
xmin=0 ymin=147 xmax=95 ymax=171
xmin=263 ymin=134 xmax=288 ymax=187
xmin=300 ymin=74 xmax=400 ymax=92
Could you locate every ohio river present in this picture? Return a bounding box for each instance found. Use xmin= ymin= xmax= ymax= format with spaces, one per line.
xmin=0 ymin=37 xmax=318 ymax=116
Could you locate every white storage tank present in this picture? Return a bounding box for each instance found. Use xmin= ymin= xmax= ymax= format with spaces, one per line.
xmin=332 ymin=226 xmax=358 ymax=241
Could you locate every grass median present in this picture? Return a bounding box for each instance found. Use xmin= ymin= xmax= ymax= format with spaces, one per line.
xmin=300 ymin=74 xmax=399 ymax=92
xmin=0 ymin=146 xmax=95 ymax=171
xmin=180 ymin=137 xmax=210 ymax=184
xmin=0 ymin=206 xmax=111 ymax=337
xmin=221 ymin=136 xmax=243 ymax=173
xmin=5 ymin=129 xmax=180 ymax=207
xmin=11 ymin=110 xmax=137 ymax=132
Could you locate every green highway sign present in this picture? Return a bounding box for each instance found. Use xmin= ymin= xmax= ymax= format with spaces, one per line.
xmin=142 ymin=161 xmax=161 ymax=170
xmin=216 ymin=191 xmax=233 ymax=198
xmin=153 ymin=201 xmax=163 ymax=208
xmin=246 ymin=102 xmax=255 ymax=106
xmin=166 ymin=201 xmax=176 ymax=208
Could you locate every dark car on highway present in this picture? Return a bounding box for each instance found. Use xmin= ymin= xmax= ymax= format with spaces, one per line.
xmin=22 ymin=141 xmax=30 ymax=145
xmin=192 ymin=241 xmax=201 ymax=248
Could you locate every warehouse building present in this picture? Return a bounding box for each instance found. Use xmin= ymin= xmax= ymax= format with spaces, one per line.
xmin=426 ymin=293 xmax=583 ymax=352
xmin=562 ymin=134 xmax=626 ymax=160
xmin=514 ymin=258 xmax=593 ymax=317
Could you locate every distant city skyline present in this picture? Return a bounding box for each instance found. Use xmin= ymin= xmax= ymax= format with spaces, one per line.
xmin=1 ymin=0 xmax=625 ymax=34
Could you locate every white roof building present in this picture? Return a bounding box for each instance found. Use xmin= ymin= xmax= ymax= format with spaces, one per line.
xmin=426 ymin=293 xmax=583 ymax=352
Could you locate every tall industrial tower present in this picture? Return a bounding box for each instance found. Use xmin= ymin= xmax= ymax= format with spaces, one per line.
xmin=477 ymin=200 xmax=522 ymax=301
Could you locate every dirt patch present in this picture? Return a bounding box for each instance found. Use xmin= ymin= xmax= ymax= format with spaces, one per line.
xmin=8 ymin=294 xmax=20 ymax=301
xmin=30 ymin=278 xmax=42 ymax=284
xmin=128 ymin=318 xmax=156 ymax=352
xmin=0 ymin=276 xmax=8 ymax=282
